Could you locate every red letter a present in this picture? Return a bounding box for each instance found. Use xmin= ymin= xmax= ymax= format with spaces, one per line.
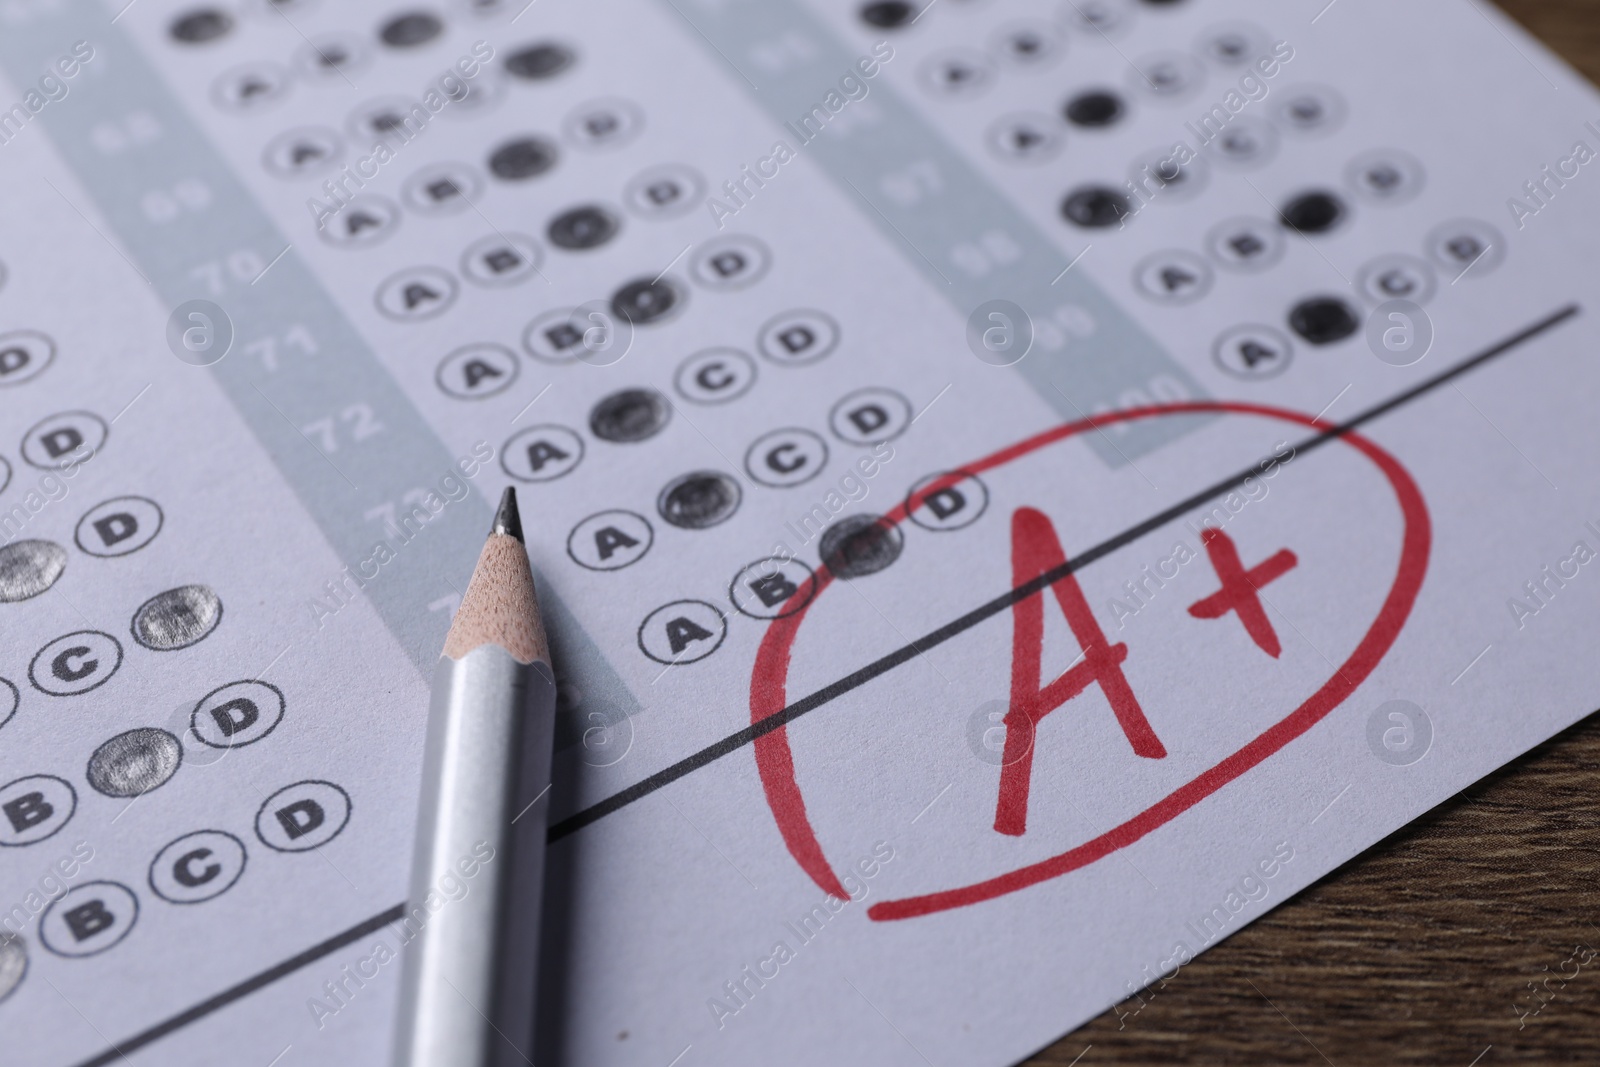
xmin=994 ymin=508 xmax=1165 ymax=837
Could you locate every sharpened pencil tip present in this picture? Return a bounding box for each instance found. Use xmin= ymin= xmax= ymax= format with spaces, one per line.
xmin=492 ymin=486 xmax=524 ymax=542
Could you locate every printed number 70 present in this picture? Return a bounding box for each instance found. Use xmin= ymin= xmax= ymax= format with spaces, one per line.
xmin=188 ymin=249 xmax=267 ymax=294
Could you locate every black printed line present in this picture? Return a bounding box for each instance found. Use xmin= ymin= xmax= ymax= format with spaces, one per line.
xmin=549 ymin=303 xmax=1581 ymax=842
xmin=72 ymin=904 xmax=405 ymax=1067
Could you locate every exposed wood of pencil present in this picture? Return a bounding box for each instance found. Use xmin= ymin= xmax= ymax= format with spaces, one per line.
xmin=442 ymin=533 xmax=548 ymax=664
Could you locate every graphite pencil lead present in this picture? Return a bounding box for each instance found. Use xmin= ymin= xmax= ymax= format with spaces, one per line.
xmin=492 ymin=486 xmax=524 ymax=543
xmin=442 ymin=490 xmax=546 ymax=663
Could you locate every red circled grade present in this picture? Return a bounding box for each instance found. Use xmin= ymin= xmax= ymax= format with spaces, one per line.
xmin=747 ymin=401 xmax=1431 ymax=922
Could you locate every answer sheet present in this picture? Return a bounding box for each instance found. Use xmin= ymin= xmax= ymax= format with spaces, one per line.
xmin=2 ymin=0 xmax=1599 ymax=1064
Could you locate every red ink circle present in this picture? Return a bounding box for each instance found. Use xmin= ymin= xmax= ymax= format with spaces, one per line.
xmin=748 ymin=402 xmax=1431 ymax=921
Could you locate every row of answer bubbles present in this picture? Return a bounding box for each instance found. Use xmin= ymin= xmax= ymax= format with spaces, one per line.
xmin=266 ymin=95 xmax=642 ymax=192
xmin=20 ymin=587 xmax=224 ymax=698
xmin=568 ymin=467 xmax=990 ymax=577
xmin=444 ymin=306 xmax=825 ymax=410
xmin=209 ymin=36 xmax=578 ymax=114
xmin=0 ymin=498 xmax=165 ymax=605
xmin=0 ymin=779 xmax=348 ymax=988
xmin=314 ymin=159 xmax=700 ymax=252
xmin=171 ymin=3 xmax=554 ymax=52
xmin=1057 ymin=135 xmax=1392 ymax=233
xmin=630 ymin=470 xmax=990 ymax=667
xmin=0 ymin=678 xmax=287 ymax=852
xmin=0 ymin=670 xmax=326 ymax=992
xmin=863 ymin=0 xmax=1265 ymax=63
xmin=500 ymin=384 xmax=909 ymax=490
xmin=910 ymin=11 xmax=1305 ymax=114
xmin=379 ymin=233 xmax=769 ymax=331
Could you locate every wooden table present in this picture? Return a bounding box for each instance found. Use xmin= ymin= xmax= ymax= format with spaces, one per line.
xmin=1025 ymin=3 xmax=1600 ymax=1062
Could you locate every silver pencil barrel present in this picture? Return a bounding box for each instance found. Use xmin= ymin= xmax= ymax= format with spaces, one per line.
xmin=394 ymin=645 xmax=557 ymax=1067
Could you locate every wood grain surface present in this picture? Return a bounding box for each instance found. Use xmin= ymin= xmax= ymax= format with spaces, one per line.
xmin=1023 ymin=3 xmax=1600 ymax=1063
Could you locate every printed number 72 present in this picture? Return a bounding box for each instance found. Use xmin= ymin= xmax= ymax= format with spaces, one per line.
xmin=302 ymin=403 xmax=383 ymax=453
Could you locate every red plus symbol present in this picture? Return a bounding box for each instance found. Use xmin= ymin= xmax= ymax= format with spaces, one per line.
xmin=1187 ymin=528 xmax=1298 ymax=658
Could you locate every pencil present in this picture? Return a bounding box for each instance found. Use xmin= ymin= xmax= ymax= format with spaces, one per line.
xmin=395 ymin=487 xmax=557 ymax=1067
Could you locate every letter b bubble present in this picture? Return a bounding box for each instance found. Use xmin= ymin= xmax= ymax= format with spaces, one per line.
xmin=729 ymin=557 xmax=818 ymax=619
xmin=40 ymin=882 xmax=138 ymax=957
xmin=255 ymin=780 xmax=351 ymax=852
xmin=0 ymin=775 xmax=77 ymax=846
